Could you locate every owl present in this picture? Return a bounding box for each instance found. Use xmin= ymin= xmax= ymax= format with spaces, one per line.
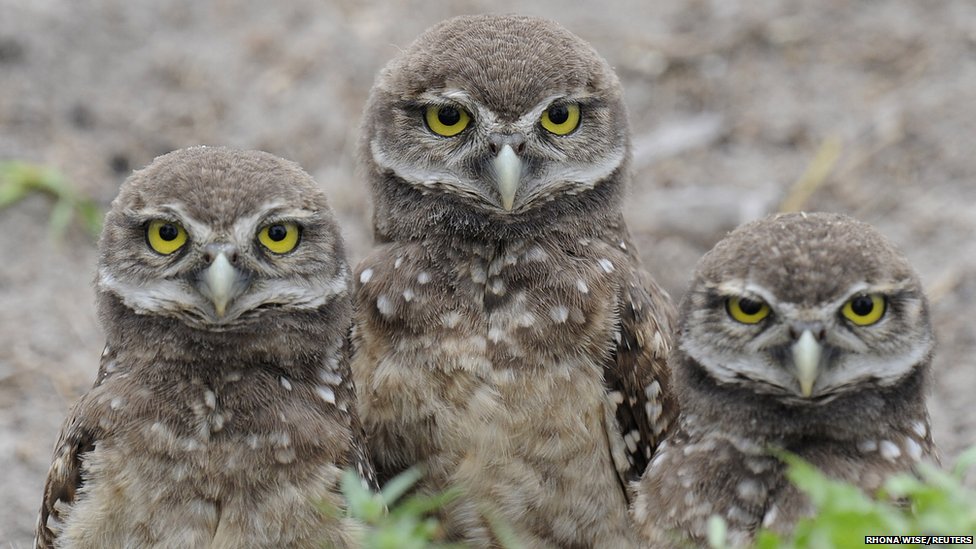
xmin=352 ymin=14 xmax=677 ymax=547
xmin=632 ymin=212 xmax=936 ymax=547
xmin=34 ymin=147 xmax=374 ymax=549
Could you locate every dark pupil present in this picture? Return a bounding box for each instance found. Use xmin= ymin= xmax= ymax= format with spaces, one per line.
xmin=158 ymin=223 xmax=179 ymax=241
xmin=851 ymin=296 xmax=874 ymax=316
xmin=548 ymin=105 xmax=569 ymax=124
xmin=437 ymin=107 xmax=461 ymax=126
xmin=738 ymin=298 xmax=763 ymax=315
xmin=267 ymin=224 xmax=288 ymax=242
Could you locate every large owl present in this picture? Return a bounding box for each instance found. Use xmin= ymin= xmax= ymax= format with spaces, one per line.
xmin=35 ymin=147 xmax=374 ymax=549
xmin=632 ymin=212 xmax=936 ymax=547
xmin=352 ymin=15 xmax=677 ymax=547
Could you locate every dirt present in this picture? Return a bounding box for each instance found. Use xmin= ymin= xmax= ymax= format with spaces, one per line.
xmin=1 ymin=0 xmax=974 ymax=545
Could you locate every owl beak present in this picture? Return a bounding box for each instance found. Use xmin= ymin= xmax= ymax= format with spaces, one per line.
xmin=200 ymin=249 xmax=245 ymax=319
xmin=492 ymin=143 xmax=522 ymax=211
xmin=791 ymin=329 xmax=823 ymax=398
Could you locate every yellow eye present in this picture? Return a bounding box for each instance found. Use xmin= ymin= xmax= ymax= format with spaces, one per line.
xmin=146 ymin=219 xmax=187 ymax=255
xmin=258 ymin=222 xmax=300 ymax=254
xmin=726 ymin=297 xmax=771 ymax=324
xmin=841 ymin=294 xmax=886 ymax=326
xmin=540 ymin=103 xmax=581 ymax=135
xmin=425 ymin=105 xmax=470 ymax=137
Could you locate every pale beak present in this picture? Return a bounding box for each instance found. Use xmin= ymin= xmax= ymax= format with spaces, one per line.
xmin=201 ymin=252 xmax=239 ymax=318
xmin=791 ymin=330 xmax=822 ymax=398
xmin=492 ymin=143 xmax=521 ymax=211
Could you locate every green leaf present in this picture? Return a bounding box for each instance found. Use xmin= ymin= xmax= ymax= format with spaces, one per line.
xmin=706 ymin=515 xmax=728 ymax=549
xmin=379 ymin=468 xmax=423 ymax=505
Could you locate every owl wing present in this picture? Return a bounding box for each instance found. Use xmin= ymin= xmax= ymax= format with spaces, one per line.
xmin=339 ymin=333 xmax=381 ymax=493
xmin=603 ymin=265 xmax=679 ymax=487
xmin=35 ymin=346 xmax=114 ymax=549
xmin=35 ymin=403 xmax=98 ymax=549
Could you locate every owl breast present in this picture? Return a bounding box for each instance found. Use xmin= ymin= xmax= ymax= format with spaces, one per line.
xmin=55 ymin=369 xmax=356 ymax=549
xmin=353 ymin=234 xmax=637 ymax=546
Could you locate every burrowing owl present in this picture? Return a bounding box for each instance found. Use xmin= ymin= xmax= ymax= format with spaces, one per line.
xmin=352 ymin=15 xmax=677 ymax=547
xmin=35 ymin=147 xmax=374 ymax=549
xmin=632 ymin=212 xmax=936 ymax=547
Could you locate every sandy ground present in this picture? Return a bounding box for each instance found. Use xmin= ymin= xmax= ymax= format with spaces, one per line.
xmin=1 ymin=0 xmax=974 ymax=544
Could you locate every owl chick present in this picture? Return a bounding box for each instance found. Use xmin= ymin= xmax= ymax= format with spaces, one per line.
xmin=352 ymin=15 xmax=677 ymax=547
xmin=35 ymin=147 xmax=374 ymax=549
xmin=632 ymin=212 xmax=936 ymax=547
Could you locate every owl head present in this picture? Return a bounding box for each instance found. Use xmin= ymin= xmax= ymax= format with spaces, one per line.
xmin=96 ymin=147 xmax=349 ymax=342
xmin=361 ymin=14 xmax=630 ymax=240
xmin=678 ymin=212 xmax=933 ymax=406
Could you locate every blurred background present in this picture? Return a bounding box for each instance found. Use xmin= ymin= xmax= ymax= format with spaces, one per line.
xmin=1 ymin=0 xmax=974 ymax=544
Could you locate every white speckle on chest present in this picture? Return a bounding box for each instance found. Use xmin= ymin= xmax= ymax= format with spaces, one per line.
xmin=549 ymin=305 xmax=569 ymax=323
xmin=376 ymin=295 xmax=393 ymax=316
xmin=316 ymin=386 xmax=336 ymax=404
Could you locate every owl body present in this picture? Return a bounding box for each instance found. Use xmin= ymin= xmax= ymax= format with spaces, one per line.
xmin=36 ymin=147 xmax=371 ymax=549
xmin=354 ymin=15 xmax=676 ymax=547
xmin=632 ymin=213 xmax=935 ymax=547
xmin=356 ymin=228 xmax=657 ymax=546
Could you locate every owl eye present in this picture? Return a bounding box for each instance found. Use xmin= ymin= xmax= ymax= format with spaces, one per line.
xmin=425 ymin=105 xmax=471 ymax=137
xmin=540 ymin=103 xmax=581 ymax=135
xmin=841 ymin=294 xmax=886 ymax=326
xmin=146 ymin=219 xmax=188 ymax=255
xmin=726 ymin=296 xmax=770 ymax=324
xmin=257 ymin=222 xmax=301 ymax=254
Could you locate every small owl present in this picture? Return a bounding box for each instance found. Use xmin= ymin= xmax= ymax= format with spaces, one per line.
xmin=352 ymin=15 xmax=677 ymax=547
xmin=35 ymin=147 xmax=374 ymax=549
xmin=632 ymin=212 xmax=936 ymax=547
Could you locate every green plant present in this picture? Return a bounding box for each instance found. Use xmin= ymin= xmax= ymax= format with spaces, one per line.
xmin=709 ymin=447 xmax=976 ymax=549
xmin=0 ymin=160 xmax=102 ymax=238
xmin=340 ymin=468 xmax=464 ymax=549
